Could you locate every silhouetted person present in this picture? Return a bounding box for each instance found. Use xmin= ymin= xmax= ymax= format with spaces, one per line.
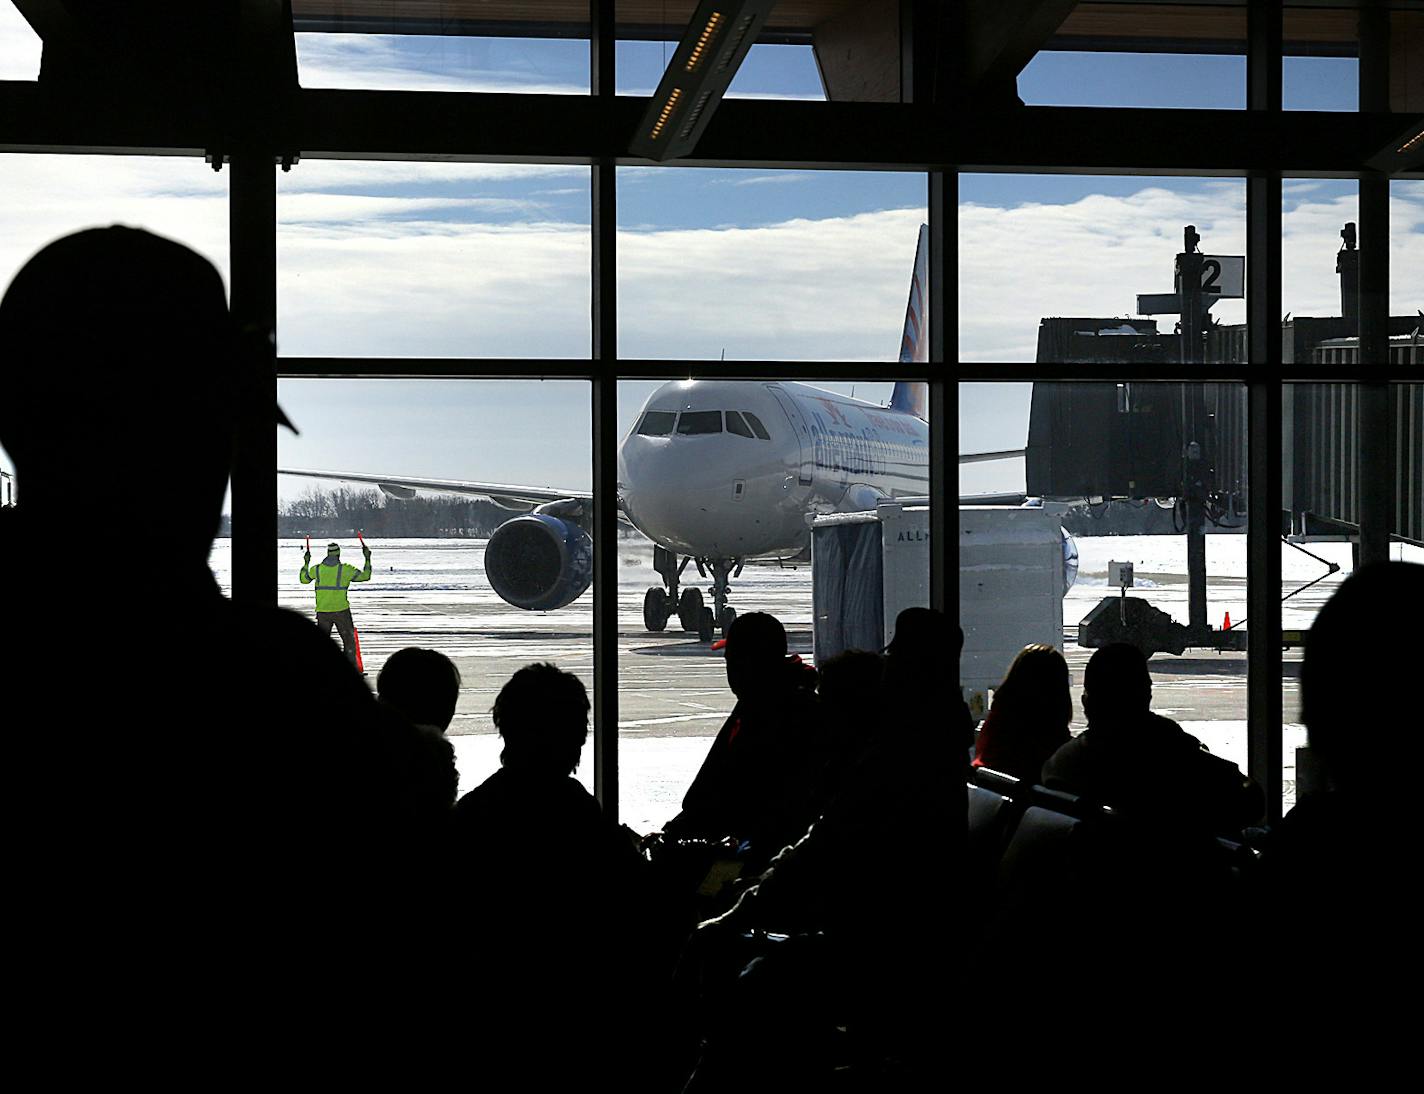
xmin=665 ymin=612 xmax=824 ymax=863
xmin=884 ymin=607 xmax=975 ymax=755
xmin=973 ymin=643 xmax=1072 ymax=783
xmin=450 ymin=662 xmax=656 ymax=1084
xmin=809 ymin=648 xmax=885 ymax=810
xmin=684 ymin=621 xmax=963 ymax=1078
xmin=1258 ymin=562 xmax=1424 ymax=1005
xmin=1043 ymin=642 xmax=1262 ymax=833
xmin=378 ymin=646 xmax=462 ymax=733
xmin=0 ymin=227 xmax=416 ymax=1049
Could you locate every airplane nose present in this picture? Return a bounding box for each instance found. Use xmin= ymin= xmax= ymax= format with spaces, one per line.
xmin=621 ymin=437 xmax=742 ymax=553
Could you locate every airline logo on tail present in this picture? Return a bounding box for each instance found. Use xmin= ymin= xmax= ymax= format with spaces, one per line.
xmin=892 ymin=223 xmax=930 ymax=420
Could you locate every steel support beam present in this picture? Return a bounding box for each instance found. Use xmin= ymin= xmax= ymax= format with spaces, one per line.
xmin=590 ymin=0 xmax=620 ymax=818
xmin=6 ymin=81 xmax=1420 ymax=178
xmin=229 ymin=150 xmax=278 ymax=606
xmin=928 ymin=171 xmax=951 ymax=619
xmin=1359 ymin=7 xmax=1393 ymax=566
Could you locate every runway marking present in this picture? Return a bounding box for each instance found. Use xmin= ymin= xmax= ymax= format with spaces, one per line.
xmin=620 ymin=712 xmax=729 ymax=728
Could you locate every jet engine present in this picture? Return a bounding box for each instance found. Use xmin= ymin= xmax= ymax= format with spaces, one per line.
xmin=1062 ymin=528 xmax=1080 ymax=595
xmin=484 ymin=512 xmax=593 ymax=612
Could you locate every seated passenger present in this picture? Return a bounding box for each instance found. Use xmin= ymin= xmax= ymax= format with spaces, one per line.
xmin=377 ymin=646 xmax=462 ymax=734
xmin=972 ymin=643 xmax=1072 ymax=783
xmin=1258 ymin=562 xmax=1424 ymax=1001
xmin=664 ymin=613 xmax=824 ymax=861
xmin=1042 ymin=642 xmax=1262 ymax=834
xmin=884 ymin=608 xmax=975 ymax=756
xmin=450 ymin=662 xmax=658 ymax=1083
xmin=809 ymin=648 xmax=885 ymax=811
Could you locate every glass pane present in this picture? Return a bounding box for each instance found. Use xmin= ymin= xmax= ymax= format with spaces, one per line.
xmin=0 ymin=3 xmax=42 ymax=80
xmin=618 ymin=167 xmax=926 ymax=360
xmin=0 ymin=153 xmax=230 ymax=541
xmin=1021 ymin=2 xmax=1246 ymax=109
xmin=960 ymin=174 xmax=1247 ymax=363
xmin=1282 ymin=179 xmax=1424 ymax=362
xmin=1282 ymin=381 xmax=1424 ymax=812
xmin=1283 ymin=5 xmax=1424 ymax=112
xmin=961 ymin=381 xmax=1252 ymax=797
xmin=617 ymin=0 xmax=902 ymax=101
xmin=618 ymin=377 xmax=928 ymax=835
xmin=277 ymin=161 xmax=591 ymax=357
xmin=291 ymin=1 xmax=590 ymax=93
xmin=276 ymin=378 xmax=594 ymax=799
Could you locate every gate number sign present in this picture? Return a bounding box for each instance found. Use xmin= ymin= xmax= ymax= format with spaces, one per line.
xmin=1198 ymin=255 xmax=1245 ymax=298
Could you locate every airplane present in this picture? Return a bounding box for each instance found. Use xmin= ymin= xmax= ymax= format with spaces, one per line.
xmin=280 ymin=226 xmax=1077 ymax=641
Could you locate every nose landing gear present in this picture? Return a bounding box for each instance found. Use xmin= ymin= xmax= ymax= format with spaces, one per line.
xmin=642 ymin=547 xmax=745 ymax=642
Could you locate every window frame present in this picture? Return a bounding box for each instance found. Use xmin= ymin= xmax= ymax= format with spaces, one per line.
xmin=3 ymin=1 xmax=1420 ymax=824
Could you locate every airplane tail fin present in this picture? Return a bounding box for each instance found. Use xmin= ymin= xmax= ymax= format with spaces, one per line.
xmin=898 ymin=223 xmax=929 ymax=365
xmin=892 ymin=224 xmax=929 ymax=419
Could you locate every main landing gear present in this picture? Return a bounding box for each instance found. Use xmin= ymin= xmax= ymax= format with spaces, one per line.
xmin=642 ymin=546 xmax=743 ymax=642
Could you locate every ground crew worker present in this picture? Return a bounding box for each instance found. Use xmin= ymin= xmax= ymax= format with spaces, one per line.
xmin=300 ymin=540 xmax=372 ymax=666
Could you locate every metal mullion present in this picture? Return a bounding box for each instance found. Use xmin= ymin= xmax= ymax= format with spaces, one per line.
xmin=929 ymin=171 xmax=952 ymax=619
xmin=591 ymin=0 xmax=619 ymax=814
xmin=954 ymin=363 xmax=1262 ymax=383
xmin=1246 ymin=0 xmax=1284 ymax=820
xmin=230 ymin=150 xmax=278 ymax=607
xmin=277 ymin=358 xmax=599 ymax=380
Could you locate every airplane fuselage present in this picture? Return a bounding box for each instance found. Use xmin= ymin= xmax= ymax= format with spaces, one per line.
xmin=618 ymin=380 xmax=929 ymax=559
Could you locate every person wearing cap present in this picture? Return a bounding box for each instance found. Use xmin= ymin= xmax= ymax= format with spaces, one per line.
xmin=300 ymin=539 xmax=373 ymax=666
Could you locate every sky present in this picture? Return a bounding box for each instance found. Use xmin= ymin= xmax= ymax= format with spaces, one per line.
xmin=1 ymin=7 xmax=1420 ymax=502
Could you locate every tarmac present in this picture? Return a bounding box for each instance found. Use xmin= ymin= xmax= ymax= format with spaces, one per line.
xmin=237 ymin=534 xmax=1341 ymax=828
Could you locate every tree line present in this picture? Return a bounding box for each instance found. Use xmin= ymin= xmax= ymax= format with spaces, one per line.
xmin=273 ymin=486 xmax=515 ymax=538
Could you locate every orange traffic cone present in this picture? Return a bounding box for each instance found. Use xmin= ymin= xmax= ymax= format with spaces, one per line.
xmin=1222 ymin=611 xmax=1231 ymax=631
xmin=353 ymin=625 xmax=366 ymax=673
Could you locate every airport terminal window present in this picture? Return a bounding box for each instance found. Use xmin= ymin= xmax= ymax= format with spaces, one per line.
xmin=275 ymin=378 xmax=595 ymax=799
xmin=958 ymin=174 xmax=1247 ymax=364
xmin=960 ymin=380 xmax=1251 ymax=775
xmin=617 ymin=167 xmax=927 ymax=361
xmin=276 ymin=160 xmax=591 ymax=358
xmin=0 ymin=153 xmax=230 ymax=306
xmin=615 ymin=1 xmax=901 ymax=102
xmin=0 ymin=4 xmax=41 ymax=80
xmin=1017 ymin=2 xmax=1246 ymax=110
xmin=616 ymin=377 xmax=929 ymax=834
xmin=1280 ymin=181 xmax=1423 ymax=357
xmin=290 ymin=1 xmax=590 ymax=94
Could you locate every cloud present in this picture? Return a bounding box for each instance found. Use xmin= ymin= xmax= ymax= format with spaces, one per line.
xmin=958 ymin=183 xmax=1424 ymax=360
xmin=0 ymin=153 xmax=230 ymax=295
xmin=726 ymin=174 xmax=815 ymax=187
xmin=294 ymin=33 xmax=588 ymax=95
xmin=0 ymin=6 xmax=42 ymax=81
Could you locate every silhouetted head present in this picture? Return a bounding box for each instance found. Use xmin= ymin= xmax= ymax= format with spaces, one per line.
xmin=1304 ymin=562 xmax=1423 ymax=791
xmin=492 ymin=662 xmax=589 ymax=776
xmin=993 ymin=643 xmax=1073 ymax=728
xmin=1082 ymin=643 xmax=1152 ymax=727
xmin=884 ymin=607 xmax=949 ymax=679
xmin=724 ymin=612 xmax=788 ymax=699
xmin=0 ymin=226 xmax=289 ymax=559
xmin=378 ymin=647 xmax=462 ymax=733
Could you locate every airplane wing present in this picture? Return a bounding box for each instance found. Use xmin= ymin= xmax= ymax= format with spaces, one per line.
xmin=278 ymin=467 xmax=595 ymax=514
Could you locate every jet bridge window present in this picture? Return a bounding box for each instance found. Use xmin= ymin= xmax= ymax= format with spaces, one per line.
xmin=637 ymin=411 xmax=676 ymax=436
xmin=725 ymin=412 xmax=755 ymax=439
xmin=742 ymin=412 xmax=771 ymax=440
xmin=676 ymin=411 xmax=723 ymax=435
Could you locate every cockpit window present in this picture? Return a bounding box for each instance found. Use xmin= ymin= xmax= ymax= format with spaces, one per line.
xmin=637 ymin=411 xmax=676 ymax=436
xmin=742 ymin=412 xmax=771 ymax=440
xmin=725 ymin=411 xmax=754 ymax=439
xmin=676 ymin=411 xmax=723 ymax=435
